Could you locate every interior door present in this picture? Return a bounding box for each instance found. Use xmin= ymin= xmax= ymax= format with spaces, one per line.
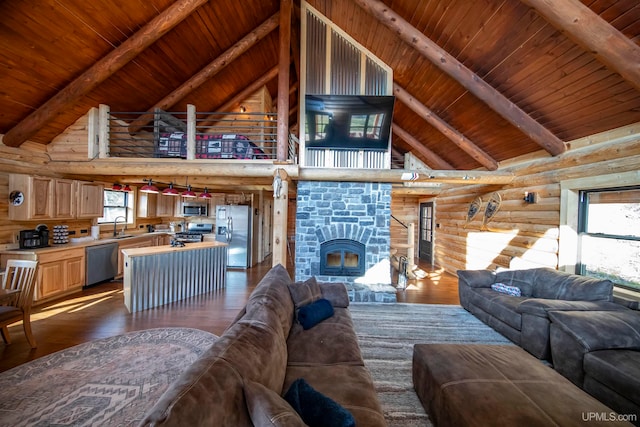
xmin=418 ymin=202 xmax=434 ymax=264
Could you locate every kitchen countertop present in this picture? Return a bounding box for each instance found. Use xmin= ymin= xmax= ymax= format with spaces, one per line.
xmin=121 ymin=241 xmax=227 ymax=257
xmin=0 ymin=232 xmax=172 ymax=255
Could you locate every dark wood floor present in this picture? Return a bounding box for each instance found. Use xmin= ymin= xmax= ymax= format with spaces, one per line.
xmin=0 ymin=259 xmax=459 ymax=373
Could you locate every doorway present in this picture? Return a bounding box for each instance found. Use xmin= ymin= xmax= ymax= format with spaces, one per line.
xmin=419 ymin=202 xmax=434 ymax=264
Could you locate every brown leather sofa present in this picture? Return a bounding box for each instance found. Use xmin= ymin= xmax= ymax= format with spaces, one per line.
xmin=140 ymin=264 xmax=386 ymax=426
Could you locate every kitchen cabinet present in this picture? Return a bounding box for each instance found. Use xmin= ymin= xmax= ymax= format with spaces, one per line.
xmin=137 ymin=192 xmax=157 ymax=218
xmin=9 ymin=174 xmax=53 ymax=220
xmin=77 ymin=181 xmax=104 ymax=218
xmin=156 ymin=194 xmax=175 ymax=217
xmin=9 ymin=174 xmax=104 ymax=220
xmin=1 ymin=247 xmax=85 ymax=302
xmin=53 ymin=179 xmax=76 ymax=219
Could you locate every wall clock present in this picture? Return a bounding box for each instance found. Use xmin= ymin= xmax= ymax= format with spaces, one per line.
xmin=9 ymin=191 xmax=24 ymax=206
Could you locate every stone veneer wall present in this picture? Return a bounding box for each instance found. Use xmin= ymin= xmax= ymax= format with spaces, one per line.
xmin=295 ymin=181 xmax=392 ymax=288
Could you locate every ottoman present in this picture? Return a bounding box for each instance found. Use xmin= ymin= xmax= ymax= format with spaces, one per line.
xmin=412 ymin=344 xmax=632 ymax=426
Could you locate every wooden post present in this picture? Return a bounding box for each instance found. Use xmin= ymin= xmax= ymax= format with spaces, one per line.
xmin=407 ymin=222 xmax=415 ymax=271
xmin=277 ymin=0 xmax=292 ymax=161
xmin=272 ymin=168 xmax=289 ymax=267
xmin=186 ymin=104 xmax=196 ymax=160
xmin=98 ymin=104 xmax=110 ymax=159
xmin=87 ymin=107 xmax=99 ymax=159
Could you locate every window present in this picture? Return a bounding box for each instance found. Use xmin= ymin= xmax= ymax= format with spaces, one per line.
xmin=306 ymin=113 xmax=331 ymax=141
xmin=349 ymin=113 xmax=385 ymax=140
xmin=98 ymin=189 xmax=132 ymax=224
xmin=577 ymin=187 xmax=640 ymax=291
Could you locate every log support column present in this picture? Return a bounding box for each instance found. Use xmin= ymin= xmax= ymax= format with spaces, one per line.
xmin=272 ymin=168 xmax=289 ymax=267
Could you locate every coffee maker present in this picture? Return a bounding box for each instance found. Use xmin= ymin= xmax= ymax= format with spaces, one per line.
xmin=19 ymin=226 xmax=49 ymax=249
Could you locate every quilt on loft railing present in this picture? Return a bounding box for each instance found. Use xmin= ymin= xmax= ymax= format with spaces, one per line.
xmin=155 ymin=132 xmax=269 ymax=160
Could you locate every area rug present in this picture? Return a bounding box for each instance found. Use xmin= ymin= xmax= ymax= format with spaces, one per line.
xmin=0 ymin=328 xmax=217 ymax=427
xmin=349 ymin=303 xmax=514 ymax=427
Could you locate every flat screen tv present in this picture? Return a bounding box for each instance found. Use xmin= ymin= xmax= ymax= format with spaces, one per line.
xmin=304 ymin=94 xmax=395 ymax=150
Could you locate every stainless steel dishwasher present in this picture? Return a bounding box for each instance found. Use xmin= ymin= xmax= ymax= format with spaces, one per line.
xmin=85 ymin=242 xmax=119 ymax=287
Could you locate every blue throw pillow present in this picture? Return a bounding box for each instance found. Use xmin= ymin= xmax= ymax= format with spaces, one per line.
xmin=297 ymin=298 xmax=334 ymax=330
xmin=284 ymin=378 xmax=355 ymax=427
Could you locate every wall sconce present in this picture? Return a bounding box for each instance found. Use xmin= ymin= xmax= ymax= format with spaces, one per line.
xmin=239 ymin=105 xmax=246 ymax=113
xmin=523 ymin=192 xmax=538 ymax=204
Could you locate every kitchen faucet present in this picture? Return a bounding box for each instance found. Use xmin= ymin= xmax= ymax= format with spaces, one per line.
xmin=113 ymin=216 xmax=127 ymax=237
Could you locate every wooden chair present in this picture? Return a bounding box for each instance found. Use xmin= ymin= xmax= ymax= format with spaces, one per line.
xmin=0 ymin=260 xmax=38 ymax=348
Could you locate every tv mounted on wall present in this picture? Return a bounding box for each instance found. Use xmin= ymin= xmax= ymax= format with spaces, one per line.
xmin=304 ymin=94 xmax=395 ymax=150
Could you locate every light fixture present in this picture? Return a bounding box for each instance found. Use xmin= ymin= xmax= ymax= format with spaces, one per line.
xmin=140 ymin=179 xmax=159 ymax=194
xmin=162 ymin=182 xmax=180 ymax=196
xmin=111 ymin=183 xmax=123 ymax=191
xmin=239 ymin=105 xmax=246 ymax=113
xmin=122 ymin=184 xmax=132 ymax=192
xmin=523 ymin=192 xmax=538 ymax=204
xmin=198 ymin=187 xmax=212 ymax=199
xmin=181 ymin=185 xmax=196 ymax=198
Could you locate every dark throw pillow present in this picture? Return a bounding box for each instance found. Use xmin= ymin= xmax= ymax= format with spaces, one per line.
xmin=288 ymin=277 xmax=322 ymax=310
xmin=284 ymin=378 xmax=355 ymax=427
xmin=297 ymin=298 xmax=334 ymax=330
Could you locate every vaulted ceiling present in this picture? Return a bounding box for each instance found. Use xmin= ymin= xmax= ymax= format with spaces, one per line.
xmin=1 ymin=0 xmax=639 ymax=173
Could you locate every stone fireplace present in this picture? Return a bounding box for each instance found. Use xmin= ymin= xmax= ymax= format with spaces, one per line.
xmin=295 ymin=181 xmax=396 ymax=302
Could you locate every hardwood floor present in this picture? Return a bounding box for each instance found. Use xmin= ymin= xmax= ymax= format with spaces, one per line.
xmin=0 ymin=258 xmax=459 ymax=373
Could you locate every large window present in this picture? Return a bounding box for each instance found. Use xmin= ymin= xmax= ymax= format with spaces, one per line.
xmin=577 ymin=187 xmax=640 ymax=291
xmin=98 ymin=189 xmax=132 ymax=224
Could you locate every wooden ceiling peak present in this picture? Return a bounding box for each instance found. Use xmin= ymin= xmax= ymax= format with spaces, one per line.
xmin=2 ymin=0 xmax=209 ymax=148
xmin=353 ymin=0 xmax=568 ymax=157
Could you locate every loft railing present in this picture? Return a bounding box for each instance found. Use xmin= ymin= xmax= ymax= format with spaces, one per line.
xmin=102 ymin=105 xmax=297 ymax=162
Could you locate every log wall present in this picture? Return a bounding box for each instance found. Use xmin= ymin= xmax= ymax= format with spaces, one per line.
xmin=432 ymin=124 xmax=640 ymax=275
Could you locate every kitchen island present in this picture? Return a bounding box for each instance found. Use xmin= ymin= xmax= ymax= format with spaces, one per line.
xmin=121 ymin=241 xmax=227 ymax=313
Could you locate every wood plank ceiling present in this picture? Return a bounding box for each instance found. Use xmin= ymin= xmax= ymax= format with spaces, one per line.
xmin=1 ymin=0 xmax=639 ymax=173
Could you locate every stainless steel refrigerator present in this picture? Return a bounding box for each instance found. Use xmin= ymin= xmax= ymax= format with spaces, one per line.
xmin=215 ymin=205 xmax=251 ymax=268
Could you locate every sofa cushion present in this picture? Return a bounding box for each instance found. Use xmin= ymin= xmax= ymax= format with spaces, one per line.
xmin=468 ymin=288 xmax=525 ymax=330
xmin=288 ymin=277 xmax=322 ymax=310
xmin=518 ymin=299 xmax=626 ymax=317
xmin=288 ymin=307 xmax=364 ymax=366
xmin=297 ymin=298 xmax=334 ymax=330
xmin=495 ymin=269 xmax=535 ymax=297
xmin=319 ymin=282 xmax=350 ymax=308
xmin=284 ymin=365 xmax=387 ymax=427
xmin=530 ymin=268 xmax=613 ymax=301
xmin=284 ymin=378 xmax=355 ymax=427
xmin=457 ymin=269 xmax=496 ymax=288
xmin=584 ymin=349 xmax=640 ymax=407
xmin=244 ymin=380 xmax=306 ymax=427
xmin=246 ymin=263 xmax=295 ymax=337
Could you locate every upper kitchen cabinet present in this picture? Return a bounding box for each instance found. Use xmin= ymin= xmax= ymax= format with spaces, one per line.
xmin=77 ymin=182 xmax=104 ymax=218
xmin=9 ymin=174 xmax=104 ymax=220
xmin=137 ymin=192 xmax=157 ymax=218
xmin=156 ymin=194 xmax=175 ymax=217
xmin=9 ymin=174 xmax=54 ymax=220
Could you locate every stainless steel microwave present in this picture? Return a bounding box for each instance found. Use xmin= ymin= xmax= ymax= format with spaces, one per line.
xmin=182 ymin=201 xmax=208 ymax=216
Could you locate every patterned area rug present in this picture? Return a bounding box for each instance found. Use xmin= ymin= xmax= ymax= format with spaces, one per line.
xmin=349 ymin=303 xmax=513 ymax=427
xmin=0 ymin=328 xmax=217 ymax=427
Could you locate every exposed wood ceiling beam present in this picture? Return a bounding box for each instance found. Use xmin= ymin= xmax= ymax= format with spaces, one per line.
xmin=393 ymin=83 xmax=498 ymax=171
xmin=353 ymin=0 xmax=567 ymax=156
xmin=520 ymin=0 xmax=640 ymax=93
xmin=2 ymin=0 xmax=208 ymax=148
xmin=45 ymin=159 xmax=514 ymax=185
xmin=392 ymin=124 xmax=454 ymax=170
xmin=128 ymin=12 xmax=280 ymax=133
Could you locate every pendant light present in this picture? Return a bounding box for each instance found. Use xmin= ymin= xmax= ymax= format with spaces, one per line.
xmin=140 ymin=179 xmax=159 ymax=193
xmin=162 ymin=182 xmax=180 ymax=196
xmin=198 ymin=187 xmax=212 ymax=199
xmin=181 ymin=185 xmax=196 ymax=198
xmin=122 ymin=184 xmax=132 ymax=192
xmin=111 ymin=183 xmax=123 ymax=191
